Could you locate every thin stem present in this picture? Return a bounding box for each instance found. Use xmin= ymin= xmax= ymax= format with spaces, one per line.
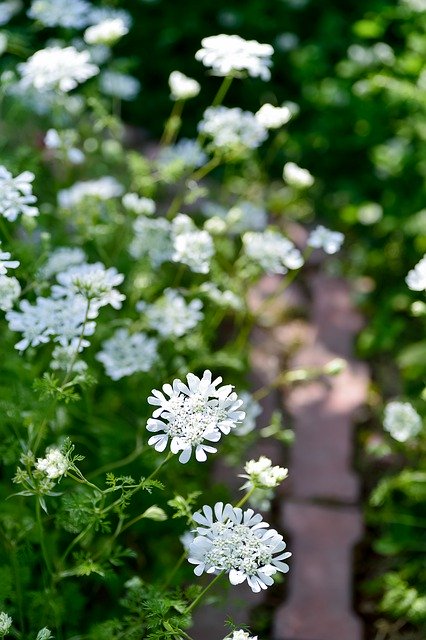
xmin=160 ymin=551 xmax=186 ymax=591
xmin=212 ymin=75 xmax=234 ymax=107
xmin=60 ymin=298 xmax=92 ymax=388
xmin=161 ymin=99 xmax=185 ymax=147
xmin=36 ymin=499 xmax=53 ymax=576
xmin=60 ymin=522 xmax=93 ymax=564
xmin=190 ymin=155 xmax=221 ymax=182
xmin=66 ymin=470 xmax=102 ymax=495
xmin=184 ymin=571 xmax=224 ymax=614
xmin=145 ymin=451 xmax=174 ymax=482
xmin=234 ymin=486 xmax=256 ymax=509
xmin=87 ymin=437 xmax=144 ymax=479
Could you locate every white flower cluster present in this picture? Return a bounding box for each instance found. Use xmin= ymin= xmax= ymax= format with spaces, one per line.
xmin=168 ymin=71 xmax=200 ymax=101
xmin=0 ymin=611 xmax=12 ymax=636
xmin=18 ymin=46 xmax=99 ymax=93
xmin=0 ymin=275 xmax=21 ymax=312
xmin=234 ymin=392 xmax=262 ymax=436
xmin=172 ymin=214 xmax=214 ymax=274
xmin=28 ymin=0 xmax=91 ymax=28
xmin=147 ymin=370 xmax=245 ymax=463
xmin=0 ymin=165 xmax=38 ymax=222
xmin=141 ymin=289 xmax=203 ymax=338
xmin=202 ymin=201 xmax=267 ymax=234
xmin=195 ymin=34 xmax=273 ymax=80
xmin=84 ymin=18 xmax=129 ymax=46
xmin=44 ymin=129 xmax=84 ymax=165
xmin=283 ymin=162 xmax=315 ymax=188
xmin=58 ymin=177 xmax=124 ymax=208
xmin=198 ymin=107 xmax=268 ymax=151
xmin=0 ymin=0 xmax=21 ymax=26
xmin=383 ymin=401 xmax=422 ymax=442
xmin=35 ymin=447 xmax=69 ymax=479
xmin=130 ymin=216 xmax=173 ymax=267
xmin=52 ymin=262 xmax=125 ymax=311
xmin=307 ymin=225 xmax=345 ymax=254
xmin=243 ymin=230 xmax=304 ymax=274
xmin=255 ymin=103 xmax=292 ymax=129
xmin=96 ymin=328 xmax=158 ymax=381
xmin=122 ymin=193 xmax=156 ymax=215
xmin=0 ymin=242 xmax=19 ymax=275
xmin=38 ymin=247 xmax=86 ymax=279
xmin=100 ymin=71 xmax=141 ymax=101
xmin=406 ymin=255 xmax=426 ymax=292
xmin=157 ymin=139 xmax=207 ymax=171
xmin=188 ymin=502 xmax=291 ymax=592
xmin=226 ymin=632 xmax=257 ymax=640
xmin=240 ymin=456 xmax=288 ymax=490
xmin=199 ymin=282 xmax=242 ymax=311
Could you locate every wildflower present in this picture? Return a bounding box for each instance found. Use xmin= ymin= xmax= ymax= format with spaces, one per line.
xmin=0 ymin=612 xmax=12 ymax=636
xmin=195 ymin=34 xmax=273 ymax=80
xmin=18 ymin=46 xmax=99 ymax=93
xmin=0 ymin=0 xmax=21 ymax=26
xmin=172 ymin=214 xmax=214 ymax=274
xmin=141 ymin=289 xmax=203 ymax=338
xmin=0 ymin=275 xmax=21 ymax=311
xmin=243 ymin=230 xmax=304 ymax=274
xmin=0 ymin=243 xmax=19 ymax=275
xmin=255 ymin=103 xmax=292 ymax=129
xmin=122 ymin=193 xmax=156 ymax=215
xmin=84 ymin=18 xmax=129 ymax=46
xmin=307 ymin=225 xmax=344 ymax=254
xmin=199 ymin=282 xmax=243 ymax=311
xmin=147 ymin=370 xmax=245 ymax=463
xmin=35 ymin=447 xmax=69 ymax=479
xmin=0 ymin=166 xmax=38 ymax=222
xmin=38 ymin=247 xmax=86 ymax=280
xmin=406 ymin=255 xmax=426 ymax=292
xmin=58 ymin=177 xmax=123 ymax=208
xmin=198 ymin=106 xmax=268 ymax=151
xmin=283 ymin=162 xmax=314 ymax=188
xmin=240 ymin=456 xmax=288 ymax=490
xmin=383 ymin=401 xmax=422 ymax=442
xmin=99 ymin=71 xmax=141 ymax=101
xmin=27 ymin=0 xmax=91 ymax=28
xmin=168 ymin=70 xmax=200 ymax=100
xmin=96 ymin=328 xmax=158 ymax=381
xmin=157 ymin=138 xmax=207 ymax=171
xmin=234 ymin=392 xmax=262 ymax=436
xmin=226 ymin=632 xmax=257 ymax=640
xmin=129 ymin=216 xmax=173 ymax=267
xmin=188 ymin=502 xmax=291 ymax=592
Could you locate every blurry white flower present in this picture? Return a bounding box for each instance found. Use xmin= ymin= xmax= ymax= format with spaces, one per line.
xmin=240 ymin=456 xmax=288 ymax=490
xmin=96 ymin=328 xmax=158 ymax=380
xmin=383 ymin=401 xmax=422 ymax=442
xmin=44 ymin=129 xmax=84 ymax=165
xmin=0 ymin=243 xmax=19 ymax=275
xmin=122 ymin=193 xmax=156 ymax=215
xmin=226 ymin=631 xmax=257 ymax=640
xmin=243 ymin=230 xmax=304 ymax=274
xmin=283 ymin=162 xmax=314 ymax=188
xmin=275 ymin=32 xmax=299 ymax=52
xmin=171 ymin=214 xmax=214 ymax=274
xmin=188 ymin=502 xmax=291 ymax=592
xmin=28 ymin=0 xmax=90 ymax=28
xmin=50 ymin=344 xmax=88 ymax=374
xmin=18 ymin=46 xmax=99 ymax=93
xmin=406 ymin=255 xmax=426 ymax=292
xmin=0 ymin=166 xmax=38 ymax=222
xmin=168 ymin=70 xmax=200 ymax=100
xmin=58 ymin=177 xmax=123 ymax=208
xmin=199 ymin=282 xmax=242 ymax=311
xmin=0 ymin=0 xmax=21 ymax=26
xmin=401 ymin=0 xmax=426 ymax=9
xmin=307 ymin=225 xmax=344 ymax=254
xmin=0 ymin=275 xmax=21 ymax=311
xmin=100 ymin=71 xmax=140 ymax=101
xmin=234 ymin=392 xmax=261 ymax=435
xmin=198 ymin=106 xmax=268 ymax=151
xmin=142 ymin=289 xmax=203 ymax=338
xmin=357 ymin=202 xmax=383 ymax=225
xmin=180 ymin=531 xmax=195 ymax=553
xmin=84 ymin=18 xmax=129 ymax=45
xmin=38 ymin=247 xmax=86 ymax=279
xmin=147 ymin=370 xmax=245 ymax=463
xmin=129 ymin=216 xmax=173 ymax=267
xmin=89 ymin=7 xmax=132 ymax=29
xmin=35 ymin=447 xmax=69 ymax=479
xmin=157 ymin=138 xmax=207 ymax=171
xmin=227 ymin=202 xmax=268 ymax=233
xmin=255 ymin=103 xmax=292 ymax=129
xmin=195 ymin=34 xmax=273 ymax=80
xmin=0 ymin=611 xmax=13 ymax=636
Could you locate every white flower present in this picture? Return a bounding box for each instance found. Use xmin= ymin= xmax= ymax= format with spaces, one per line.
xmin=180 ymin=531 xmax=195 ymax=553
xmin=0 ymin=275 xmax=21 ymax=311
xmin=0 ymin=166 xmax=38 ymax=222
xmin=35 ymin=447 xmax=69 ymax=479
xmin=172 ymin=215 xmax=214 ymax=274
xmin=50 ymin=344 xmax=88 ymax=374
xmin=84 ymin=18 xmax=129 ymax=45
xmin=283 ymin=162 xmax=315 ymax=188
xmin=0 ymin=612 xmax=12 ymax=636
xmin=0 ymin=0 xmax=21 ymax=26
xmin=195 ymin=34 xmax=273 ymax=80
xmin=168 ymin=70 xmax=200 ymax=100
xmin=142 ymin=289 xmax=203 ymax=338
xmin=58 ymin=177 xmax=124 ymax=208
xmin=199 ymin=282 xmax=242 ymax=311
xmin=243 ymin=230 xmax=304 ymax=274
xmin=383 ymin=401 xmax=422 ymax=442
xmin=307 ymin=225 xmax=344 ymax=254
xmin=147 ymin=370 xmax=245 ymax=463
xmin=198 ymin=107 xmax=268 ymax=151
xmin=96 ymin=328 xmax=158 ymax=381
xmin=0 ymin=243 xmax=19 ymax=275
xmin=44 ymin=129 xmax=84 ymax=165
xmin=226 ymin=631 xmax=257 ymax=640
xmin=240 ymin=456 xmax=288 ymax=490
xmin=129 ymin=216 xmax=173 ymax=267
xmin=100 ymin=71 xmax=140 ymax=101
xmin=234 ymin=392 xmax=262 ymax=435
xmin=406 ymin=255 xmax=426 ymax=292
xmin=27 ymin=0 xmax=91 ymax=28
xmin=52 ymin=262 xmax=125 ymax=314
xmin=18 ymin=46 xmax=99 ymax=93
xmin=255 ymin=103 xmax=292 ymax=129
xmin=157 ymin=138 xmax=207 ymax=171
xmin=188 ymin=502 xmax=291 ymax=592
xmin=38 ymin=247 xmax=86 ymax=279
xmin=88 ymin=7 xmax=132 ymax=29
xmin=122 ymin=193 xmax=156 ymax=215
xmin=202 ymin=200 xmax=267 ymax=234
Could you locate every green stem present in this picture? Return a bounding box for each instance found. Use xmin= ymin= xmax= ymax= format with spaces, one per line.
xmin=160 ymin=551 xmax=186 ymax=591
xmin=234 ymin=486 xmax=256 ymax=509
xmin=36 ymin=499 xmax=53 ymax=576
xmin=66 ymin=471 xmax=102 ymax=495
xmin=87 ymin=440 xmax=144 ymax=479
xmin=212 ymin=75 xmax=234 ymax=107
xmin=60 ymin=298 xmax=92 ymax=388
xmin=146 ymin=451 xmax=174 ymax=482
xmin=161 ymin=99 xmax=185 ymax=147
xmin=184 ymin=571 xmax=224 ymax=614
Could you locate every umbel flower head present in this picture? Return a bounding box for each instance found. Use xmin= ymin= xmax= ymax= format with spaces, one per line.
xmin=35 ymin=447 xmax=69 ymax=479
xmin=195 ymin=34 xmax=274 ymax=80
xmin=406 ymin=255 xmax=426 ymax=292
xmin=383 ymin=401 xmax=422 ymax=442
xmin=147 ymin=370 xmax=245 ymax=463
xmin=0 ymin=611 xmax=12 ymax=637
xmin=226 ymin=632 xmax=258 ymax=640
xmin=240 ymin=456 xmax=288 ymax=490
xmin=188 ymin=502 xmax=291 ymax=592
xmin=0 ymin=165 xmax=38 ymax=222
xmin=307 ymin=225 xmax=344 ymax=254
